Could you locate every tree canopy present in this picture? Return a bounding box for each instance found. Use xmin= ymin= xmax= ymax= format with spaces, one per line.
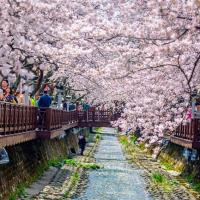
xmin=1 ymin=0 xmax=200 ymax=144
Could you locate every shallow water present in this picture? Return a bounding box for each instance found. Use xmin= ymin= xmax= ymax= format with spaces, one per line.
xmin=73 ymin=128 xmax=152 ymax=200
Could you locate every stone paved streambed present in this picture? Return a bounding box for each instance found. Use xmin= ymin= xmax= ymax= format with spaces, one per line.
xmin=73 ymin=128 xmax=152 ymax=200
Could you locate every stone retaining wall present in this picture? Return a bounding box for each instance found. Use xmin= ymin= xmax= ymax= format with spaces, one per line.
xmin=159 ymin=142 xmax=200 ymax=180
xmin=0 ymin=128 xmax=88 ymax=200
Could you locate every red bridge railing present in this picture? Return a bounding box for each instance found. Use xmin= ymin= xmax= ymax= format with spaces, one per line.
xmin=174 ymin=119 xmax=200 ymax=141
xmin=171 ymin=118 xmax=200 ymax=148
xmin=78 ymin=110 xmax=112 ymax=122
xmin=0 ymin=102 xmax=121 ymax=147
xmin=0 ymin=102 xmax=119 ymax=139
xmin=2 ymin=101 xmax=200 ymax=149
xmin=39 ymin=109 xmax=79 ymax=131
xmin=0 ymin=102 xmax=37 ymax=135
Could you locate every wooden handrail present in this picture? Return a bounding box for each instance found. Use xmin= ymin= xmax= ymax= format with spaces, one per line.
xmin=0 ymin=102 xmax=37 ymax=135
xmin=174 ymin=118 xmax=200 ymax=142
xmin=0 ymin=102 xmax=120 ymax=137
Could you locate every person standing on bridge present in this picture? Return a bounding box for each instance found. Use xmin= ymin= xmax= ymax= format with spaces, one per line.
xmin=37 ymin=90 xmax=52 ymax=130
xmin=78 ymin=133 xmax=86 ymax=155
xmin=1 ymin=79 xmax=9 ymax=93
xmin=38 ymin=90 xmax=52 ymax=108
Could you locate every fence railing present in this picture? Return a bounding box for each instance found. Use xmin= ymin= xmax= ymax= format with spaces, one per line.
xmin=78 ymin=110 xmax=112 ymax=122
xmin=174 ymin=119 xmax=200 ymax=141
xmin=3 ymin=101 xmax=200 ymax=144
xmin=0 ymin=102 xmax=37 ymax=135
xmin=62 ymin=110 xmax=78 ymax=125
xmin=37 ymin=109 xmax=80 ymax=131
xmin=0 ymin=103 xmax=119 ymax=137
xmin=2 ymin=101 xmax=200 ymax=149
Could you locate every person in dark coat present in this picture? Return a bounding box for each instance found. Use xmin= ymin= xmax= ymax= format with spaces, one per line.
xmin=78 ymin=134 xmax=86 ymax=155
xmin=38 ymin=90 xmax=52 ymax=108
xmin=37 ymin=91 xmax=52 ymax=129
xmin=135 ymin=126 xmax=141 ymax=138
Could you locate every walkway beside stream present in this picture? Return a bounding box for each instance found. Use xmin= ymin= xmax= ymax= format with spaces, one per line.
xmin=73 ymin=128 xmax=152 ymax=200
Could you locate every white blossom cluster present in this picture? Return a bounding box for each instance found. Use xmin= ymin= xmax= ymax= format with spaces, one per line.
xmin=0 ymin=0 xmax=200 ymax=144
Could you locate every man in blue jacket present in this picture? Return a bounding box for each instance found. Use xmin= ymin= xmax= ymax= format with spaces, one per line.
xmin=38 ymin=91 xmax=52 ymax=130
xmin=38 ymin=90 xmax=52 ymax=108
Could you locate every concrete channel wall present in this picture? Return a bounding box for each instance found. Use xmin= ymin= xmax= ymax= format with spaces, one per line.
xmin=0 ymin=128 xmax=89 ymax=200
xmin=159 ymin=142 xmax=200 ymax=180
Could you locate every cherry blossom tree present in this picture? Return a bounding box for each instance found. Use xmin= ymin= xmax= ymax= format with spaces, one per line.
xmin=0 ymin=0 xmax=200 ymax=145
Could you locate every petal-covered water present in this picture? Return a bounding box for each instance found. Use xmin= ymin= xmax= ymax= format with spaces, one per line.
xmin=73 ymin=128 xmax=152 ymax=200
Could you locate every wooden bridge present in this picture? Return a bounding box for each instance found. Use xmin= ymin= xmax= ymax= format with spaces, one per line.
xmin=1 ymin=101 xmax=200 ymax=150
xmin=0 ymin=102 xmax=119 ymax=148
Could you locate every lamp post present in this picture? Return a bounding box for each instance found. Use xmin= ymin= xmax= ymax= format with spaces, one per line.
xmin=8 ymin=74 xmax=16 ymax=89
xmin=191 ymin=89 xmax=198 ymax=118
xmin=66 ymin=95 xmax=72 ymax=112
xmin=23 ymin=84 xmax=30 ymax=106
xmin=56 ymin=84 xmax=64 ymax=109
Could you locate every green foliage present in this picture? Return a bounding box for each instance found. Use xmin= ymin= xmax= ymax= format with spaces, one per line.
xmin=65 ymin=159 xmax=77 ymax=166
xmin=185 ymin=174 xmax=200 ymax=193
xmin=64 ymin=159 xmax=101 ymax=169
xmin=32 ymin=162 xmax=49 ymax=182
xmin=8 ymin=193 xmax=16 ymax=200
xmin=138 ymin=142 xmax=145 ymax=150
xmin=193 ymin=183 xmax=200 ymax=192
xmin=63 ymin=172 xmax=80 ymax=199
xmin=72 ymin=172 xmax=80 ymax=180
xmin=152 ymin=172 xmax=165 ymax=183
xmin=160 ymin=160 xmax=174 ymax=171
xmin=80 ymin=162 xmax=101 ymax=169
xmin=63 ymin=191 xmax=69 ymax=198
xmin=94 ymin=127 xmax=103 ymax=133
xmin=48 ymin=160 xmax=62 ymax=168
xmin=186 ymin=174 xmax=194 ymax=183
xmin=151 ymin=172 xmax=178 ymax=192
xmin=130 ymin=135 xmax=138 ymax=144
xmin=8 ymin=183 xmax=27 ymax=200
xmin=119 ymin=135 xmax=129 ymax=146
xmin=8 ymin=157 xmax=67 ymax=200
xmin=95 ymin=133 xmax=102 ymax=140
xmin=48 ymin=156 xmax=68 ymax=168
xmin=70 ymin=172 xmax=80 ymax=188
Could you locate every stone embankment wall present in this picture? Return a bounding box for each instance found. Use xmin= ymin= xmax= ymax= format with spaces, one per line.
xmin=0 ymin=128 xmax=87 ymax=200
xmin=159 ymin=142 xmax=200 ymax=180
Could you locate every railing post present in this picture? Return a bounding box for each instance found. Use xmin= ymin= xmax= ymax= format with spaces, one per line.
xmin=70 ymin=111 xmax=72 ymax=123
xmin=44 ymin=108 xmax=52 ymax=131
xmin=61 ymin=110 xmax=64 ymax=125
xmin=13 ymin=104 xmax=16 ymax=133
xmin=192 ymin=98 xmax=196 ymax=119
xmin=25 ymin=106 xmax=27 ymax=132
xmin=193 ymin=119 xmax=199 ymax=142
xmin=3 ymin=103 xmax=6 ymax=134
xmin=34 ymin=107 xmax=37 ymax=130
xmin=76 ymin=111 xmax=78 ymax=122
xmin=92 ymin=110 xmax=95 ymax=122
xmin=98 ymin=110 xmax=100 ymax=121
xmin=84 ymin=111 xmax=87 ymax=122
xmin=17 ymin=105 xmax=20 ymax=133
xmin=67 ymin=111 xmax=69 ymax=123
xmin=87 ymin=111 xmax=89 ymax=122
xmin=8 ymin=104 xmax=11 ymax=133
